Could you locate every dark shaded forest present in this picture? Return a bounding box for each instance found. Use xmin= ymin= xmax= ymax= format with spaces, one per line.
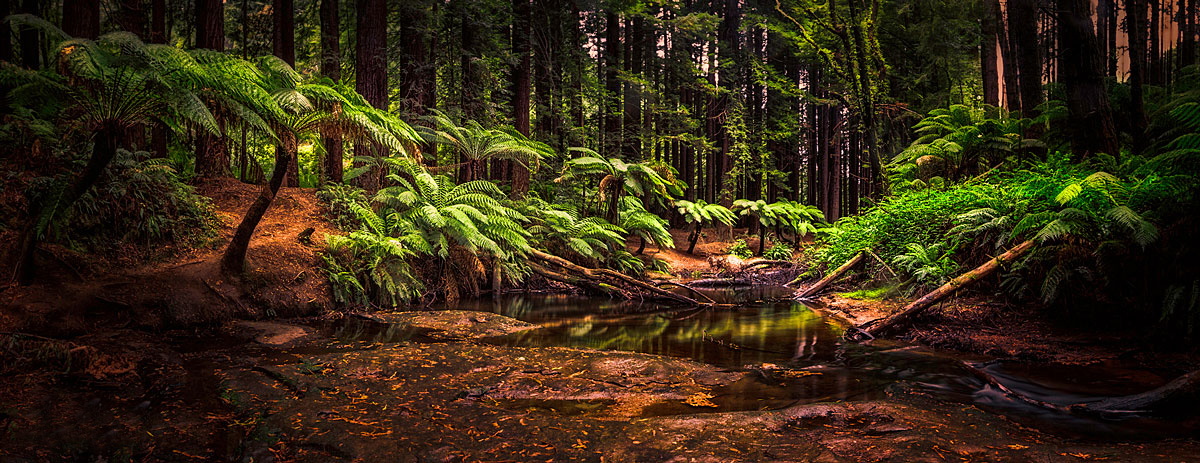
xmin=2 ymin=0 xmax=1200 ymax=461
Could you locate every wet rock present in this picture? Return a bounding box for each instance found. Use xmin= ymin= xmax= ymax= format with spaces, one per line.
xmin=231 ymin=320 xmax=314 ymax=345
xmin=367 ymin=310 xmax=538 ymax=339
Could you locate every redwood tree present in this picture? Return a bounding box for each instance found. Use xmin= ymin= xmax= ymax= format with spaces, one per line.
xmin=273 ymin=0 xmax=299 ymax=186
xmin=1057 ymin=0 xmax=1119 ymax=159
xmin=62 ymin=0 xmax=100 ymax=39
xmin=320 ymin=0 xmax=342 ymax=183
xmin=510 ymin=0 xmax=532 ymax=196
xmin=194 ymin=0 xmax=229 ymax=177
xmin=355 ymin=0 xmax=387 ymax=190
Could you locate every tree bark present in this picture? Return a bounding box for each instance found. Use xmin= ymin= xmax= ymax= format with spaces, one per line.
xmin=62 ymin=0 xmax=101 ymax=39
xmin=194 ymin=0 xmax=229 ymax=178
xmin=1009 ymin=0 xmax=1043 ymax=119
xmin=14 ymin=122 xmax=122 ymax=284
xmin=856 ymin=240 xmax=1036 ymax=340
xmin=510 ymin=0 xmax=532 ymax=197
xmin=17 ymin=0 xmax=39 ymax=69
xmin=0 ymin=0 xmax=11 ymax=62
xmin=112 ymin=0 xmax=147 ymax=38
xmin=273 ymin=0 xmax=298 ymax=186
xmin=603 ymin=11 xmax=622 ymax=156
xmin=355 ymin=0 xmax=387 ymax=190
xmin=320 ymin=0 xmax=343 ymax=184
xmin=981 ymin=0 xmax=1000 ymax=107
xmin=1057 ymin=0 xmax=1120 ymax=159
xmin=996 ymin=0 xmax=1021 ymax=111
xmin=1129 ymin=0 xmax=1150 ymax=154
xmin=150 ymin=0 xmax=166 ymax=43
xmin=791 ymin=250 xmax=865 ymax=296
xmin=222 ymin=133 xmax=295 ymax=274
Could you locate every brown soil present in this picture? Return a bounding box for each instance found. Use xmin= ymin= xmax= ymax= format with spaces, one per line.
xmin=0 ymin=179 xmax=340 ymax=336
xmin=630 ymin=227 xmax=809 ymax=278
xmin=816 ymin=289 xmax=1199 ymax=369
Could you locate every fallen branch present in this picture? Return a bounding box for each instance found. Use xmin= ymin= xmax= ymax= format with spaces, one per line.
xmin=654 ymin=281 xmax=718 ymax=304
xmin=737 ymin=260 xmax=794 ymax=272
xmin=792 ymin=251 xmax=866 ymax=297
xmin=688 ymin=277 xmax=752 ymax=287
xmin=852 ymin=240 xmax=1036 ymax=340
xmin=527 ymin=250 xmax=702 ymax=304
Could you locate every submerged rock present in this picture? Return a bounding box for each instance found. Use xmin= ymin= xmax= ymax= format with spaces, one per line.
xmin=361 ymin=310 xmax=539 ymax=340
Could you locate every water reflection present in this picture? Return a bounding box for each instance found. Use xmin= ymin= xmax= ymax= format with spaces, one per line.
xmin=444 ymin=291 xmax=1200 ymax=440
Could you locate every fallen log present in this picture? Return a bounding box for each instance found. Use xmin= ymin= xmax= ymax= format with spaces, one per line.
xmin=654 ymin=281 xmax=719 ymax=304
xmin=791 ymin=251 xmax=866 ymax=297
xmin=737 ymin=259 xmax=794 ymax=272
xmin=528 ymin=250 xmax=700 ymax=305
xmin=853 ymin=239 xmax=1036 ymax=340
xmin=1072 ymin=369 xmax=1200 ymax=415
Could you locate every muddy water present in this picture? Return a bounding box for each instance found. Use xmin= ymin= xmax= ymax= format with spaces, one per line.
xmin=447 ymin=288 xmax=1200 ymax=441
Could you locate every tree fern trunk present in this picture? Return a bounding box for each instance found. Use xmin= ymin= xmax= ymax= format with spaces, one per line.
xmin=222 ymin=133 xmax=295 ymax=274
xmin=14 ymin=122 xmax=122 ymax=284
xmin=687 ymin=222 xmax=700 ymax=254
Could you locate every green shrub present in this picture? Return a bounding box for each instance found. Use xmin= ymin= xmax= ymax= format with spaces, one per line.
xmin=727 ymin=239 xmax=753 ymax=259
xmin=45 ymin=149 xmax=217 ymax=252
xmin=316 ymin=183 xmax=369 ymax=230
xmin=763 ymin=242 xmax=794 ymax=260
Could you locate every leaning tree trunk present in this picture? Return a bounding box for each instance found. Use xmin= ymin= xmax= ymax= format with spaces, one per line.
xmin=221 ymin=133 xmax=295 ymax=274
xmin=687 ymin=222 xmax=701 ymax=254
xmin=856 ymin=239 xmax=1036 ymax=340
xmin=14 ymin=122 xmax=123 ymax=284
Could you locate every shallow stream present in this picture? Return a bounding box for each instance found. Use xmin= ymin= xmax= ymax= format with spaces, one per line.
xmin=436 ymin=287 xmax=1200 ymax=441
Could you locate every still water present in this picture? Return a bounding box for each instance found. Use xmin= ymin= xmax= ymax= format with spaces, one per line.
xmin=442 ymin=287 xmax=1200 ymax=441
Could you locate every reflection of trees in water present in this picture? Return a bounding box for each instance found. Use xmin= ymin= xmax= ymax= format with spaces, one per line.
xmin=506 ymin=303 xmax=839 ymax=365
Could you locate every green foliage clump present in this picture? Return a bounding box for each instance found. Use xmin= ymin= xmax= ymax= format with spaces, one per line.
xmin=727 ymin=239 xmax=753 ymax=259
xmin=763 ymin=242 xmax=794 ymax=261
xmin=315 ymin=183 xmax=369 ymax=230
xmin=37 ymin=149 xmax=217 ymax=252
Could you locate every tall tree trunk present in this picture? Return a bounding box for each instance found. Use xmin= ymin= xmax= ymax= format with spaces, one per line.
xmin=62 ymin=0 xmax=101 ymax=39
xmin=1057 ymin=0 xmax=1120 ymax=159
xmin=603 ymin=11 xmax=622 ymax=156
xmin=222 ymin=132 xmax=295 ymax=274
xmin=355 ymin=0 xmax=387 ymax=190
xmin=14 ymin=122 xmax=123 ymax=284
xmin=0 ymin=0 xmax=11 ymax=62
xmin=997 ymin=0 xmax=1021 ymax=111
xmin=113 ymin=0 xmax=147 ymax=38
xmin=273 ymin=0 xmax=298 ymax=186
xmin=1129 ymin=0 xmax=1150 ymax=154
xmin=150 ymin=0 xmax=166 ymax=43
xmin=194 ymin=0 xmax=229 ymax=178
xmin=1182 ymin=0 xmax=1197 ymax=68
xmin=17 ymin=0 xmax=39 ymax=69
xmin=622 ymin=16 xmax=642 ymax=160
xmin=1149 ymin=0 xmax=1162 ymax=85
xmin=510 ymin=0 xmax=532 ymax=197
xmin=1009 ymin=0 xmax=1043 ymax=119
xmin=320 ymin=0 xmax=342 ymax=184
xmin=981 ymin=0 xmax=1000 ymax=107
